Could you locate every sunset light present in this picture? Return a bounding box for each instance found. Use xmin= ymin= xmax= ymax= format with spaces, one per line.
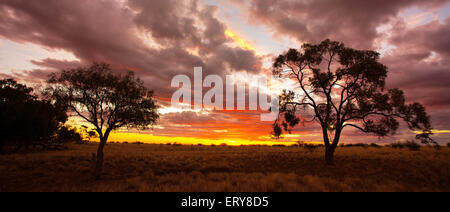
xmin=225 ymin=29 xmax=256 ymax=52
xmin=0 ymin=0 xmax=449 ymax=195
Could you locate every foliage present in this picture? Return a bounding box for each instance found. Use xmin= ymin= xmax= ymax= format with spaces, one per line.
xmin=271 ymin=39 xmax=434 ymax=164
xmin=80 ymin=125 xmax=98 ymax=143
xmin=44 ymin=62 xmax=159 ymax=179
xmin=341 ymin=143 xmax=369 ymax=148
xmin=390 ymin=142 xmax=405 ymax=149
xmin=0 ymin=79 xmax=67 ymax=152
xmin=55 ymin=126 xmax=83 ymax=144
xmin=369 ymin=143 xmax=382 ymax=148
xmin=405 ymin=141 xmax=421 ymax=151
xmin=390 ymin=141 xmax=421 ymax=151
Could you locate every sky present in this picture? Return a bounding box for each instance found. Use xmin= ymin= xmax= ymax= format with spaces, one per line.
xmin=0 ymin=0 xmax=449 ymax=145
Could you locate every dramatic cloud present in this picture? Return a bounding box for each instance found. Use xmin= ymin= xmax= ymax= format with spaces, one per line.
xmin=0 ymin=0 xmax=449 ymax=144
xmin=239 ymin=0 xmax=449 ymax=48
xmin=0 ymin=0 xmax=261 ymax=90
xmin=381 ymin=17 xmax=450 ymax=132
xmin=390 ymin=17 xmax=450 ymax=58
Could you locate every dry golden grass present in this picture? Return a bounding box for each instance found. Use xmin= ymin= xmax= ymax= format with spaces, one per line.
xmin=0 ymin=143 xmax=449 ymax=192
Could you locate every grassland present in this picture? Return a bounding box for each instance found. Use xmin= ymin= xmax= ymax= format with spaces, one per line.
xmin=0 ymin=143 xmax=449 ymax=192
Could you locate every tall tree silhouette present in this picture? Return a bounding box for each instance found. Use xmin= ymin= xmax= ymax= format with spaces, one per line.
xmin=272 ymin=39 xmax=434 ymax=164
xmin=45 ymin=63 xmax=159 ymax=179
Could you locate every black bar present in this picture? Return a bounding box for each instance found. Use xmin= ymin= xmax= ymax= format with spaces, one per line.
xmin=3 ymin=192 xmax=444 ymax=211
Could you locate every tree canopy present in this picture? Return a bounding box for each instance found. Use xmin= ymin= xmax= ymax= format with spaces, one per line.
xmin=45 ymin=62 xmax=159 ymax=179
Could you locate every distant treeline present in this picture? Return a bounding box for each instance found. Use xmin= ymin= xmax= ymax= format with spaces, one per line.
xmin=0 ymin=79 xmax=88 ymax=153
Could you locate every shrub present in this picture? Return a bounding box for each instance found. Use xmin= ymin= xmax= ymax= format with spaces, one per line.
xmin=80 ymin=125 xmax=97 ymax=143
xmin=390 ymin=142 xmax=405 ymax=149
xmin=433 ymin=144 xmax=441 ymax=150
xmin=340 ymin=143 xmax=370 ymax=148
xmin=405 ymin=141 xmax=421 ymax=151
xmin=447 ymin=143 xmax=450 ymax=148
xmin=370 ymin=143 xmax=382 ymax=148
xmin=55 ymin=126 xmax=82 ymax=144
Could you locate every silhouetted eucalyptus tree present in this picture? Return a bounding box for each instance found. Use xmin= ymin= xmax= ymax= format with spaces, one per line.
xmin=272 ymin=39 xmax=434 ymax=165
xmin=45 ymin=63 xmax=159 ymax=179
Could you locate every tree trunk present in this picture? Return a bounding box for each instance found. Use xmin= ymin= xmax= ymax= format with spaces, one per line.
xmin=326 ymin=127 xmax=342 ymax=165
xmin=93 ymin=129 xmax=112 ymax=180
xmin=93 ymin=138 xmax=107 ymax=180
xmin=325 ymin=146 xmax=336 ymax=165
xmin=0 ymin=140 xmax=4 ymax=154
xmin=320 ymin=125 xmax=335 ymax=165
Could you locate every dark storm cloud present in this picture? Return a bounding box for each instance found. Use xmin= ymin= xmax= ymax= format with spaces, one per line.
xmin=383 ymin=18 xmax=450 ymax=108
xmin=0 ymin=0 xmax=143 ymax=62
xmin=0 ymin=0 xmax=261 ymax=94
xmin=376 ymin=17 xmax=450 ymax=136
xmin=241 ymin=0 xmax=449 ymax=48
xmin=129 ymin=0 xmax=201 ymax=43
xmin=390 ymin=17 xmax=450 ymax=58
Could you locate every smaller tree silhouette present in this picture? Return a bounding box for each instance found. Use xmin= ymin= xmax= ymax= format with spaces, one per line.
xmin=272 ymin=39 xmax=434 ymax=164
xmin=45 ymin=63 xmax=159 ymax=179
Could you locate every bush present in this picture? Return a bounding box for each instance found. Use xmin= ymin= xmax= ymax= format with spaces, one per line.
xmin=55 ymin=126 xmax=82 ymax=144
xmin=370 ymin=143 xmax=382 ymax=148
xmin=433 ymin=144 xmax=441 ymax=150
xmin=297 ymin=141 xmax=322 ymax=151
xmin=405 ymin=141 xmax=421 ymax=151
xmin=340 ymin=143 xmax=371 ymax=148
xmin=390 ymin=142 xmax=405 ymax=149
xmin=447 ymin=143 xmax=450 ymax=148
xmin=80 ymin=125 xmax=97 ymax=143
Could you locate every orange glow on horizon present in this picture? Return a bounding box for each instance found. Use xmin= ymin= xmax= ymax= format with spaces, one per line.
xmin=106 ymin=132 xmax=304 ymax=146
